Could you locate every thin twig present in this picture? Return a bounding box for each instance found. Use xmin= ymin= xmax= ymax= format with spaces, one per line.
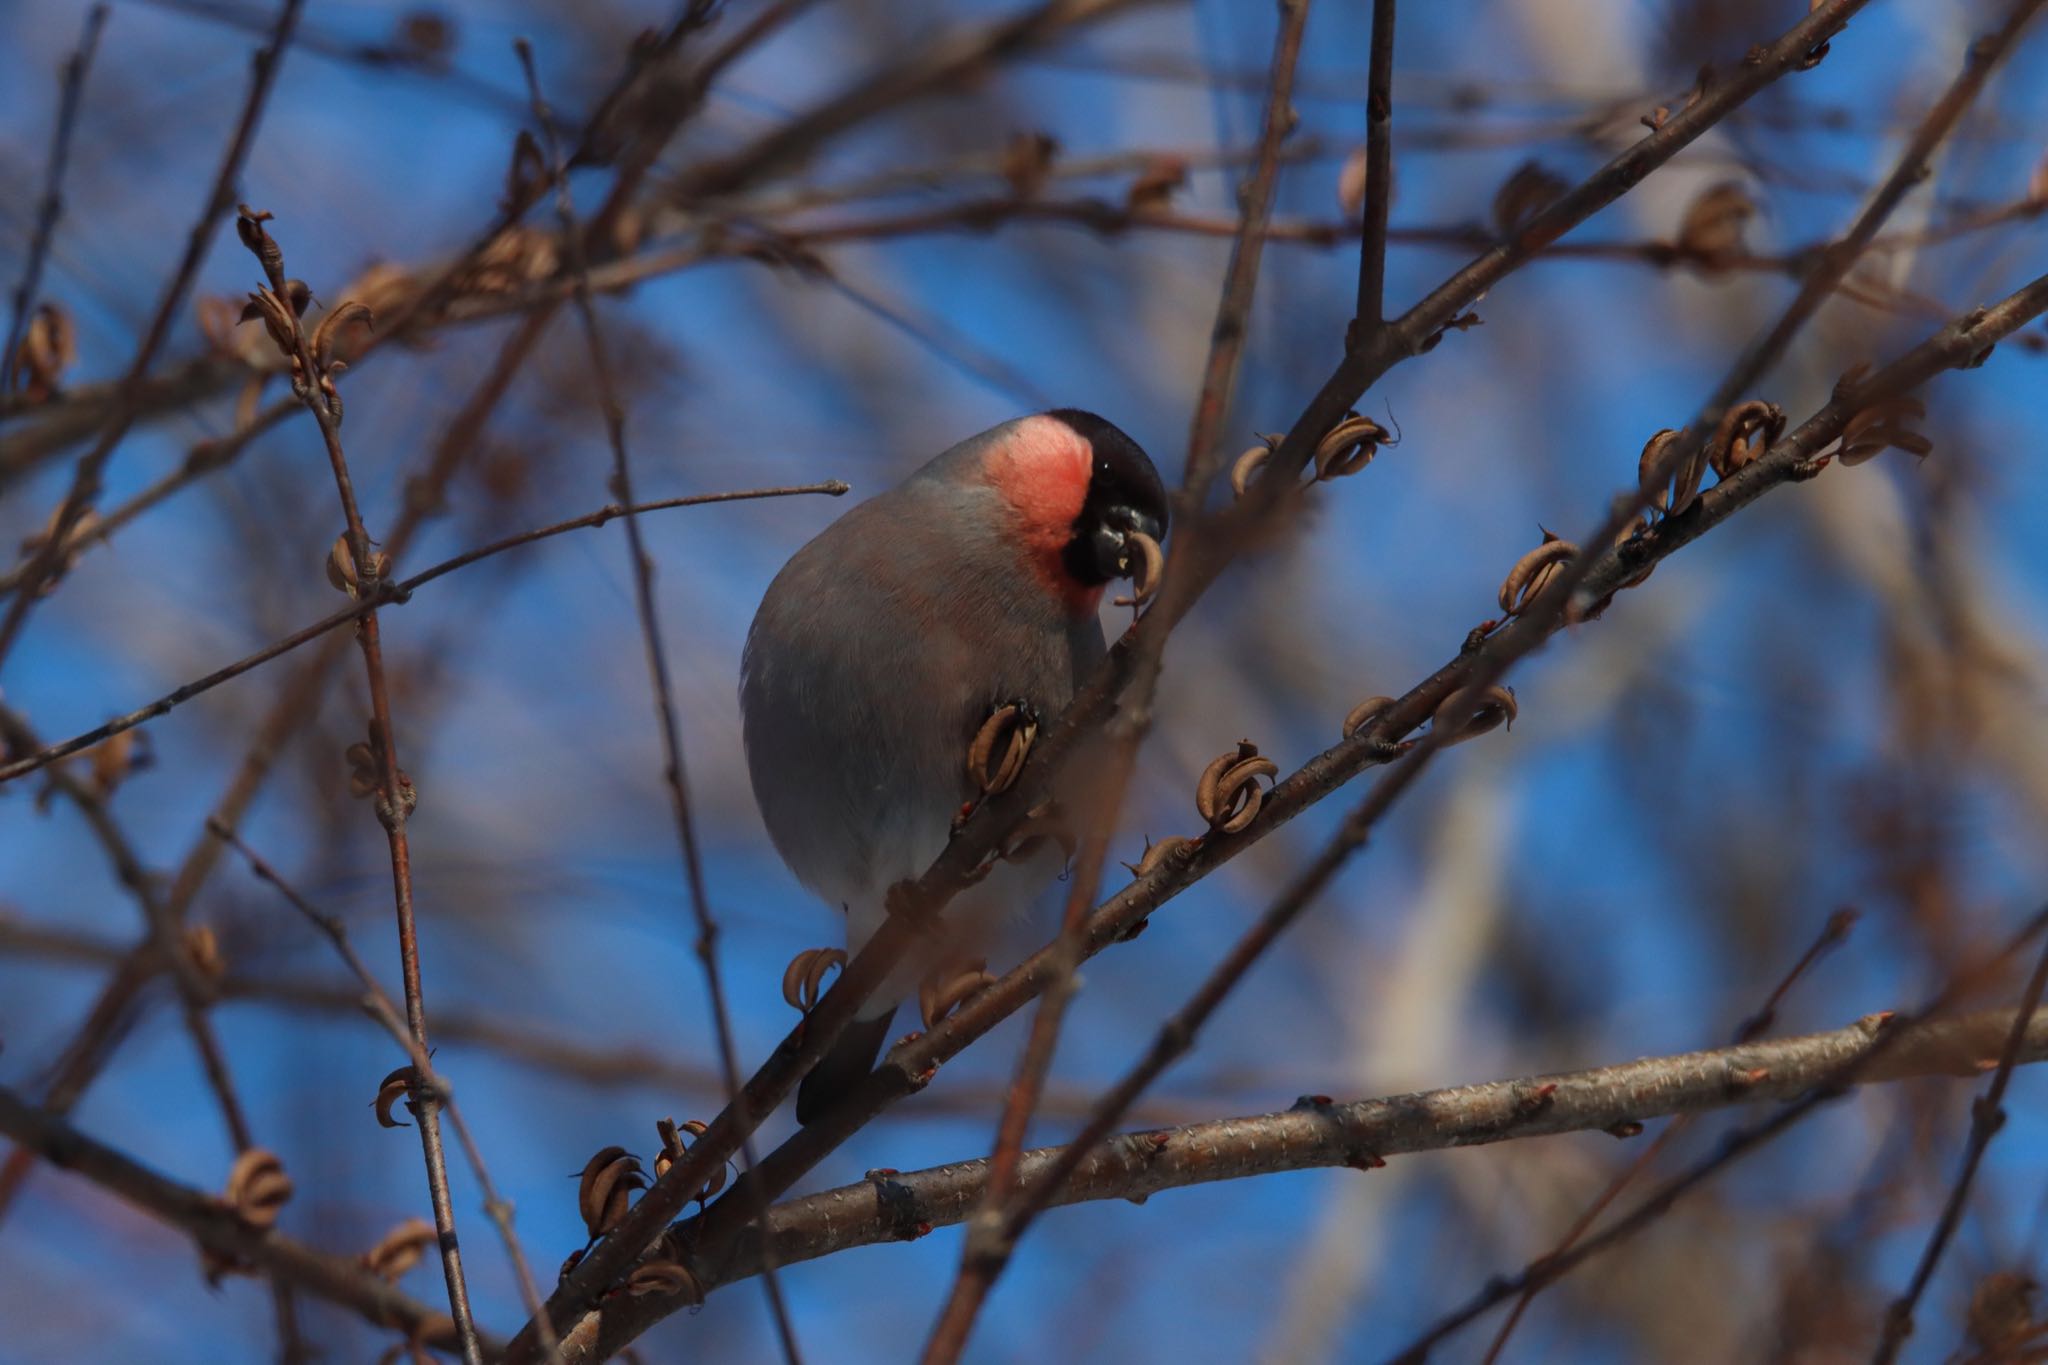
xmin=1871 ymin=938 xmax=2048 ymax=1360
xmin=0 ymin=0 xmax=303 ymax=667
xmin=1479 ymin=907 xmax=1859 ymax=1363
xmin=0 ymin=1082 xmax=488 ymax=1355
xmin=0 ymin=481 xmax=847 ymax=786
xmin=234 ymin=209 xmax=485 ymax=1365
xmin=209 ymin=819 xmax=560 ymax=1360
xmin=2 ymin=4 xmax=108 ymax=397
xmin=1352 ymin=0 xmax=1397 ymax=334
xmin=919 ymin=5 xmax=1313 ymax=1358
xmin=517 ymin=38 xmax=804 ymax=1365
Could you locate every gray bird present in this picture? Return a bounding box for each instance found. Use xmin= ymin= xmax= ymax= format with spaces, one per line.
xmin=741 ymin=410 xmax=1168 ymax=1122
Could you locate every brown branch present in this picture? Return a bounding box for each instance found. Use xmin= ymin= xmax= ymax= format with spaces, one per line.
xmin=517 ymin=37 xmax=804 ymax=1364
xmin=1872 ymin=938 xmax=2048 ymax=1360
xmin=0 ymin=481 xmax=847 ymax=786
xmin=1353 ymin=0 xmax=1397 ymax=332
xmin=1480 ymin=907 xmax=1859 ymax=1362
xmin=562 ymin=1005 xmax=2048 ymax=1361
xmin=507 ymin=9 xmax=1881 ymax=1354
xmin=234 ymin=209 xmax=483 ymax=1364
xmin=0 ymin=0 xmax=303 ymax=666
xmin=0 ymin=1082 xmax=488 ymax=1358
xmin=921 ymin=4 xmax=1314 ymax=1357
xmin=2 ymin=4 xmax=108 ymax=397
xmin=208 ymin=820 xmax=557 ymax=1356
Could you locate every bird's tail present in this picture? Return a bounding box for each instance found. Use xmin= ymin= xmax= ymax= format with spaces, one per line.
xmin=796 ymin=1008 xmax=897 ymax=1125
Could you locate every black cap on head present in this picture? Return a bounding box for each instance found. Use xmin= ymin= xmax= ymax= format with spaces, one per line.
xmin=1049 ymin=408 xmax=1170 ymax=589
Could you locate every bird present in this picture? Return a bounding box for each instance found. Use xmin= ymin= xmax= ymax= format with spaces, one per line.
xmin=741 ymin=409 xmax=1168 ymax=1123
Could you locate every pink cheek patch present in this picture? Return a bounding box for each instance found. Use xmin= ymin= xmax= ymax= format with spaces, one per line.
xmin=987 ymin=416 xmax=1099 ymax=612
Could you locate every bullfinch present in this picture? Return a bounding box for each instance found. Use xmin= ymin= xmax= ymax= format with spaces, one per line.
xmin=741 ymin=410 xmax=1168 ymax=1123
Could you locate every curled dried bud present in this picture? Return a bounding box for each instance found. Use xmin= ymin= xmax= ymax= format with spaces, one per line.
xmin=235 ymin=205 xmax=283 ymax=277
xmin=311 ymin=301 xmax=374 ymax=372
xmin=504 ymin=129 xmax=550 ymax=213
xmin=1314 ymin=413 xmax=1389 ymax=483
xmin=1122 ymin=833 xmax=1195 ymax=879
xmin=1497 ymin=533 xmax=1577 ymax=617
xmin=1196 ymin=740 xmax=1280 ymax=836
xmin=1342 ymin=695 xmax=1397 ymax=741
xmin=626 ymin=1260 xmax=703 ymax=1303
xmin=457 ymin=226 xmax=558 ymax=296
xmin=375 ymin=1065 xmax=417 ymax=1128
xmin=1337 ymin=145 xmax=1369 ymax=218
xmin=1677 ymin=182 xmax=1755 ymax=267
xmin=223 ymin=1147 xmax=293 ymax=1229
xmin=85 ymin=728 xmax=153 ymax=798
xmin=575 ymin=1146 xmax=646 ymax=1240
xmin=650 ymin=1118 xmax=729 ymax=1203
xmin=1229 ymin=441 xmax=1274 ymax=498
xmin=1127 ymin=155 xmax=1188 ymax=212
xmin=920 ymin=958 xmax=994 ymax=1030
xmin=1492 ymin=161 xmax=1567 ymax=238
xmin=326 ymin=531 xmax=391 ymax=597
xmin=10 ymin=302 xmax=77 ymax=401
xmin=1966 ymin=1270 xmax=2038 ymax=1351
xmin=1638 ymin=428 xmax=1702 ymax=516
xmin=1434 ymin=685 xmax=1518 ymax=745
xmin=361 ymin=1217 xmax=436 ymax=1282
xmin=966 ymin=703 xmax=1036 ymax=796
xmin=780 ymin=945 xmax=846 ymax=1013
xmin=1707 ymin=399 xmax=1784 ymax=480
xmin=1834 ymin=396 xmax=1931 ymax=467
xmin=184 ymin=923 xmax=226 ymax=986
xmin=1112 ymin=528 xmax=1164 ymax=608
xmin=1000 ymin=131 xmax=1059 ymax=198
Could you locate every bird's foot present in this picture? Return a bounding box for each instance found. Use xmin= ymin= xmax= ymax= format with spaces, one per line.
xmin=919 ymin=957 xmax=995 ymax=1030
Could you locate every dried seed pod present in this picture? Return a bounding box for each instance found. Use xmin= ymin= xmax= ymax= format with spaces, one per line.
xmin=1433 ymin=685 xmax=1518 ymax=745
xmin=184 ymin=923 xmax=226 ymax=985
xmin=1492 ymin=160 xmax=1567 ymax=238
xmin=1122 ymin=833 xmax=1195 ymax=879
xmin=374 ymin=1065 xmax=417 ymax=1128
xmin=10 ymin=302 xmax=77 ymax=401
xmin=1676 ymin=182 xmax=1755 ymax=266
xmin=326 ymin=531 xmax=390 ymax=597
xmin=1342 ymin=695 xmax=1397 ymax=741
xmin=1336 ymin=145 xmax=1369 ymax=218
xmin=1497 ymin=533 xmax=1578 ymax=617
xmin=239 ymin=284 xmax=301 ymax=363
xmin=920 ymin=959 xmax=994 ymax=1030
xmin=361 ymin=1217 xmax=436 ymax=1282
xmin=1229 ymin=442 xmax=1274 ymax=498
xmin=235 ymin=205 xmax=284 ymax=277
xmin=626 ymin=1260 xmax=704 ymax=1303
xmin=503 ymin=129 xmax=550 ymax=213
xmin=1000 ymin=130 xmax=1059 ymax=198
xmin=1637 ymin=428 xmax=1701 ymax=516
xmin=458 ymin=226 xmax=558 ymax=295
xmin=780 ymin=946 xmax=846 ymax=1013
xmin=1112 ymin=529 xmax=1164 ymax=607
xmin=1313 ymin=414 xmax=1388 ymax=483
xmin=1707 ymin=399 xmax=1784 ymax=480
xmin=1001 ymin=800 xmax=1076 ymax=866
xmin=966 ymin=703 xmax=1036 ymax=796
xmin=654 ymin=1116 xmax=733 ymax=1204
xmin=1195 ymin=741 xmax=1280 ymax=836
xmin=1966 ymin=1270 xmax=2038 ymax=1352
xmin=1835 ymin=396 xmax=1931 ymax=466
xmin=1127 ymin=155 xmax=1188 ymax=211
xmin=223 ymin=1147 xmax=293 ymax=1229
xmin=85 ymin=728 xmax=152 ymax=797
xmin=575 ymin=1146 xmax=646 ymax=1240
xmin=311 ymin=300 xmax=374 ymax=372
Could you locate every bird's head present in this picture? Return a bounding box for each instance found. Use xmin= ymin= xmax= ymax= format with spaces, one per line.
xmin=982 ymin=409 xmax=1168 ymax=614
